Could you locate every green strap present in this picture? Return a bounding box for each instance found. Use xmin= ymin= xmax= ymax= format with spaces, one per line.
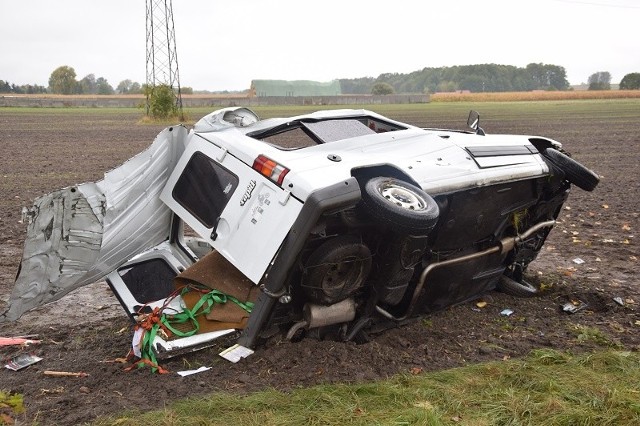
xmin=138 ymin=323 xmax=162 ymax=373
xmin=136 ymin=287 xmax=255 ymax=372
xmin=161 ymin=288 xmax=255 ymax=338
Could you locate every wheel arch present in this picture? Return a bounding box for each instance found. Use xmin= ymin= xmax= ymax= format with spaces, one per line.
xmin=528 ymin=137 xmax=564 ymax=153
xmin=351 ymin=164 xmax=420 ymax=189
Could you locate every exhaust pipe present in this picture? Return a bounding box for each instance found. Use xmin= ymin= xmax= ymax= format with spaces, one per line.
xmin=286 ymin=298 xmax=356 ymax=340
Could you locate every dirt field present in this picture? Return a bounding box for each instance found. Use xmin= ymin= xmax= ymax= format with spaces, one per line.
xmin=1 ymin=103 xmax=638 ymax=425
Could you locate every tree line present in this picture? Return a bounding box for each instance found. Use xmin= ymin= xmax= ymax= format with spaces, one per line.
xmin=2 ymin=64 xmax=640 ymax=95
xmin=1 ymin=65 xmax=194 ymax=95
xmin=340 ymin=64 xmax=640 ymax=94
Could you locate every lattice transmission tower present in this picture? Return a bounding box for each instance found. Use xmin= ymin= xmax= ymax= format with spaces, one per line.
xmin=145 ymin=0 xmax=183 ymax=116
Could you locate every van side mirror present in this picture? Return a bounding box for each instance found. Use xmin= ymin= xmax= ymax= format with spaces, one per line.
xmin=467 ymin=110 xmax=485 ymax=136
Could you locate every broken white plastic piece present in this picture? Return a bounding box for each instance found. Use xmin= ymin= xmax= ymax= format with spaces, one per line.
xmin=177 ymin=366 xmax=211 ymax=377
xmin=132 ymin=328 xmax=145 ymax=358
xmin=219 ymin=344 xmax=254 ymax=363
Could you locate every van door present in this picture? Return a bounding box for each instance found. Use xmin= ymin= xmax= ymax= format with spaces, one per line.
xmin=160 ymin=136 xmax=303 ymax=283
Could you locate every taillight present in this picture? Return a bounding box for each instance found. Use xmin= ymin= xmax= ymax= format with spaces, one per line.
xmin=252 ymin=155 xmax=290 ymax=185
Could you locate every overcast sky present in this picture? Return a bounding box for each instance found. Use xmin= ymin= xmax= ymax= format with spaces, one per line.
xmin=1 ymin=0 xmax=638 ymax=91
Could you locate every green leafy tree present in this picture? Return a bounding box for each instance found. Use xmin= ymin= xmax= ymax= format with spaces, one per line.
xmin=588 ymin=71 xmax=611 ymax=90
xmin=146 ymin=84 xmax=178 ymax=119
xmin=48 ymin=66 xmax=78 ymax=94
xmin=0 ymin=80 xmax=13 ymax=93
xmin=619 ymin=73 xmax=640 ymax=90
xmin=79 ymin=74 xmax=97 ymax=94
xmin=525 ymin=63 xmax=569 ymax=91
xmin=116 ymin=79 xmax=133 ymax=94
xmin=371 ymin=82 xmax=394 ymax=95
xmin=96 ymin=77 xmax=114 ymax=95
xmin=117 ymin=80 xmax=143 ymax=94
xmin=129 ymin=82 xmax=142 ymax=93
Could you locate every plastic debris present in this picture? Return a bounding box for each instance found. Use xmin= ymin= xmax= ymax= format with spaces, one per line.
xmin=572 ymin=258 xmax=585 ymax=265
xmin=177 ymin=366 xmax=211 ymax=377
xmin=613 ymin=297 xmax=625 ymax=306
xmin=476 ymin=301 xmax=487 ymax=308
xmin=500 ymin=309 xmax=514 ymax=316
xmin=562 ymin=300 xmax=588 ymax=314
xmin=219 ymin=344 xmax=254 ymax=363
xmin=5 ymin=353 xmax=43 ymax=371
xmin=0 ymin=336 xmax=41 ymax=346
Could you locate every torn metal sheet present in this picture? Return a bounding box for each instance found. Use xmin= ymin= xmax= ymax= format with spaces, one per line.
xmin=1 ymin=126 xmax=189 ymax=322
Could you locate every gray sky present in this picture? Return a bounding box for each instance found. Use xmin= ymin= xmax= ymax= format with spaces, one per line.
xmin=1 ymin=0 xmax=639 ymax=91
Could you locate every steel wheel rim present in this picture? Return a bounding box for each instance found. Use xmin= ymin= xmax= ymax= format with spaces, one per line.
xmin=381 ymin=184 xmax=425 ymax=210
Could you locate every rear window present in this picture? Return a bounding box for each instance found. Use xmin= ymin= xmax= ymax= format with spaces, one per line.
xmin=172 ymin=152 xmax=238 ymax=228
xmin=252 ymin=117 xmax=406 ymax=150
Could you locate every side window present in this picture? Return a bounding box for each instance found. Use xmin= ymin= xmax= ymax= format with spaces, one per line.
xmin=172 ymin=152 xmax=239 ymax=228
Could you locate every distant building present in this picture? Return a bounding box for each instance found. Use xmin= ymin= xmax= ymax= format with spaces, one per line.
xmin=250 ymin=80 xmax=342 ymax=97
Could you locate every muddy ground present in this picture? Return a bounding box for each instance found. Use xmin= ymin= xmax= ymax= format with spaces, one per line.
xmin=0 ymin=106 xmax=638 ymax=425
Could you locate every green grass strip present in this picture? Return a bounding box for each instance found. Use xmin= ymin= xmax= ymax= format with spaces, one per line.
xmin=95 ymin=349 xmax=640 ymax=425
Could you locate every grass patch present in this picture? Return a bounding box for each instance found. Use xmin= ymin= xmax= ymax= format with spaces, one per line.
xmin=94 ymin=349 xmax=640 ymax=425
xmin=0 ymin=390 xmax=24 ymax=425
xmin=571 ymin=324 xmax=624 ymax=349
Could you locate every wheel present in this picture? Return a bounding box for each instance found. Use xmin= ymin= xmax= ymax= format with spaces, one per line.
xmin=497 ymin=275 xmax=539 ymax=298
xmin=541 ymin=148 xmax=599 ymax=192
xmin=361 ymin=177 xmax=439 ymax=233
xmin=301 ymin=235 xmax=372 ymax=305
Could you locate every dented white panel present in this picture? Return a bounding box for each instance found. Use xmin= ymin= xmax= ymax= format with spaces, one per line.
xmin=1 ymin=126 xmax=189 ymax=322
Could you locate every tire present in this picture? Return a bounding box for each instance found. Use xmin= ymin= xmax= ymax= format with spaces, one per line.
xmin=542 ymin=148 xmax=599 ymax=192
xmin=302 ymin=235 xmax=372 ymax=305
xmin=362 ymin=177 xmax=439 ymax=233
xmin=497 ymin=275 xmax=539 ymax=298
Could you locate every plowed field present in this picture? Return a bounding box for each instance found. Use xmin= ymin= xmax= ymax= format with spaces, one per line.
xmin=1 ymin=101 xmax=638 ymax=425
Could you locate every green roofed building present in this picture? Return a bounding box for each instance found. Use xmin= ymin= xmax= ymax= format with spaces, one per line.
xmin=250 ymin=80 xmax=341 ymax=97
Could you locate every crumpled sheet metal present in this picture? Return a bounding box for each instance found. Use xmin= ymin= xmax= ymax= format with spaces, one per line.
xmin=1 ymin=126 xmax=188 ymax=322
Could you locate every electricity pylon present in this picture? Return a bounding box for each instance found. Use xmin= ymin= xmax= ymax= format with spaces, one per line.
xmin=145 ymin=0 xmax=183 ymax=117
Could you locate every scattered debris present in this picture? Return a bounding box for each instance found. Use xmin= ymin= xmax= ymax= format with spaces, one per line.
xmin=562 ymin=300 xmax=588 ymax=314
xmin=219 ymin=344 xmax=254 ymax=363
xmin=177 ymin=366 xmax=211 ymax=377
xmin=476 ymin=301 xmax=488 ymax=308
xmin=572 ymin=258 xmax=585 ymax=265
xmin=613 ymin=297 xmax=625 ymax=306
xmin=0 ymin=336 xmax=41 ymax=346
xmin=43 ymin=371 xmax=89 ymax=378
xmin=409 ymin=367 xmax=423 ymax=375
xmin=39 ymin=387 xmax=65 ymax=395
xmin=500 ymin=309 xmax=514 ymax=317
xmin=5 ymin=353 xmax=43 ymax=371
